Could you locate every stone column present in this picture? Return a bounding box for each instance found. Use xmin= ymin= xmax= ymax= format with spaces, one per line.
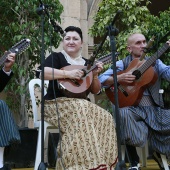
xmin=56 ymin=0 xmax=88 ymax=59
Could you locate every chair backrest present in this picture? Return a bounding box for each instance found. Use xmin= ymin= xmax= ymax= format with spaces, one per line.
xmin=29 ymin=78 xmax=49 ymax=124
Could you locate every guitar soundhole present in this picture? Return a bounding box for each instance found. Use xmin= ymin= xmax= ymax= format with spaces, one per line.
xmin=132 ymin=70 xmax=141 ymax=80
xmin=70 ymin=79 xmax=80 ymax=86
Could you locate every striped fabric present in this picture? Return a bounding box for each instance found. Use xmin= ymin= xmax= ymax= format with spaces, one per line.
xmin=119 ymin=97 xmax=170 ymax=157
xmin=138 ymin=95 xmax=155 ymax=106
xmin=0 ymin=100 xmax=20 ymax=146
xmin=119 ymin=56 xmax=170 ymax=158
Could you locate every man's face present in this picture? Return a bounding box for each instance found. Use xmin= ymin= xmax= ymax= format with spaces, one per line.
xmin=127 ymin=34 xmax=147 ymax=58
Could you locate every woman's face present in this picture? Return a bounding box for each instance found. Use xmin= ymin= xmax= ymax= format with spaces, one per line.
xmin=63 ymin=31 xmax=83 ymax=58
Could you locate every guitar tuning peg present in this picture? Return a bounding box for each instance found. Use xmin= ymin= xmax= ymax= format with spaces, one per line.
xmin=15 ymin=48 xmax=19 ymax=53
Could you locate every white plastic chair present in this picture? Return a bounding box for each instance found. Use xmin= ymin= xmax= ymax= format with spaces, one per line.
xmin=121 ymin=144 xmax=148 ymax=167
xmin=29 ymin=78 xmax=59 ymax=170
xmin=159 ymin=89 xmax=170 ymax=170
xmin=121 ymin=144 xmax=169 ymax=169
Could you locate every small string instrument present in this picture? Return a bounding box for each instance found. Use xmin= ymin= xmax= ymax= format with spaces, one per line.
xmin=0 ymin=38 xmax=31 ymax=66
xmin=58 ymin=52 xmax=117 ymax=98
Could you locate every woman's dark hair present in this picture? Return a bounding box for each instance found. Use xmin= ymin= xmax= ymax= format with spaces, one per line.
xmin=64 ymin=26 xmax=83 ymax=41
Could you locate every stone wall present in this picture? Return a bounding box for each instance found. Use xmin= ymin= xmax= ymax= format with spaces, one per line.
xmin=55 ymin=0 xmax=88 ymax=59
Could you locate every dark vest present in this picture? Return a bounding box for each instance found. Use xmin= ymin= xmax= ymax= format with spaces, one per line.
xmin=122 ymin=55 xmax=164 ymax=107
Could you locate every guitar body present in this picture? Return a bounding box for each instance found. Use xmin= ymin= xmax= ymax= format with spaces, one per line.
xmin=105 ymin=58 xmax=158 ymax=108
xmin=58 ymin=65 xmax=93 ymax=98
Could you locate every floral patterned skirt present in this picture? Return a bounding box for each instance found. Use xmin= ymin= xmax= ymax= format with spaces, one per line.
xmin=44 ymin=97 xmax=117 ymax=170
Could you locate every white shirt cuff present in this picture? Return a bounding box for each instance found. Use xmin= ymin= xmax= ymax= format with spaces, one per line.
xmin=2 ymin=67 xmax=12 ymax=76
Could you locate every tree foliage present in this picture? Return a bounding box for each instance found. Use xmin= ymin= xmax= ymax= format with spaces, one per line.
xmin=0 ymin=0 xmax=63 ymax=126
xmin=89 ymin=0 xmax=151 ymax=59
xmin=146 ymin=9 xmax=170 ymax=106
xmin=89 ymin=0 xmax=170 ymax=110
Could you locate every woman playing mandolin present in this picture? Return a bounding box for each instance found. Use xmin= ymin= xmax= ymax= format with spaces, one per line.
xmin=36 ymin=26 xmax=117 ymax=170
xmin=99 ymin=33 xmax=170 ymax=170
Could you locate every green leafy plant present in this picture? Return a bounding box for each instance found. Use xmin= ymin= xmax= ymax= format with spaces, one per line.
xmin=146 ymin=8 xmax=170 ymax=107
xmin=89 ymin=0 xmax=170 ymax=110
xmin=89 ymin=0 xmax=151 ymax=59
xmin=0 ymin=0 xmax=63 ymax=126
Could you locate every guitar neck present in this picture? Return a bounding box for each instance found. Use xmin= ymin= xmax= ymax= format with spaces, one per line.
xmin=139 ymin=43 xmax=169 ymax=74
xmin=139 ymin=35 xmax=155 ymax=61
xmin=0 ymin=38 xmax=30 ymax=67
xmin=84 ymin=53 xmax=112 ymax=75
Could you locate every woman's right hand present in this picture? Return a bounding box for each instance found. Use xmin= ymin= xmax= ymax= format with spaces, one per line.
xmin=66 ymin=69 xmax=84 ymax=80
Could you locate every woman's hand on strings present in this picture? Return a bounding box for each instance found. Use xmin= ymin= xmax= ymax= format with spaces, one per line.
xmin=68 ymin=69 xmax=84 ymax=80
xmin=93 ymin=61 xmax=103 ymax=76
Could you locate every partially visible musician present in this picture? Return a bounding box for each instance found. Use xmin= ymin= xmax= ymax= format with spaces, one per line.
xmin=0 ymin=52 xmax=20 ymax=170
xmin=36 ymin=26 xmax=117 ymax=169
xmin=99 ymin=33 xmax=170 ymax=170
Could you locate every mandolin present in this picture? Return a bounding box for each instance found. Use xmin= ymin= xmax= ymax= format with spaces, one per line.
xmin=58 ymin=52 xmax=117 ymax=98
xmin=0 ymin=38 xmax=31 ymax=66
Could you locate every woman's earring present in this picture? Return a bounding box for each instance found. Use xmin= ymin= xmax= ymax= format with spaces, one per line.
xmin=79 ymin=47 xmax=82 ymax=53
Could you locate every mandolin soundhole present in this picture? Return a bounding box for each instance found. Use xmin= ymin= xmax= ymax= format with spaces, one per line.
xmin=132 ymin=69 xmax=141 ymax=80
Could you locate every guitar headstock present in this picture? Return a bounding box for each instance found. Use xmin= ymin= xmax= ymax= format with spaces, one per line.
xmin=98 ymin=52 xmax=120 ymax=65
xmin=9 ymin=38 xmax=31 ymax=55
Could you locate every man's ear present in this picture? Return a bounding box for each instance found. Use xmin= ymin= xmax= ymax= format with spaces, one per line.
xmin=127 ymin=46 xmax=131 ymax=53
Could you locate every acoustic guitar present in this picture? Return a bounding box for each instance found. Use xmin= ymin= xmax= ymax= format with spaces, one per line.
xmin=0 ymin=38 xmax=31 ymax=66
xmin=58 ymin=52 xmax=116 ymax=98
xmin=105 ymin=42 xmax=170 ymax=108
